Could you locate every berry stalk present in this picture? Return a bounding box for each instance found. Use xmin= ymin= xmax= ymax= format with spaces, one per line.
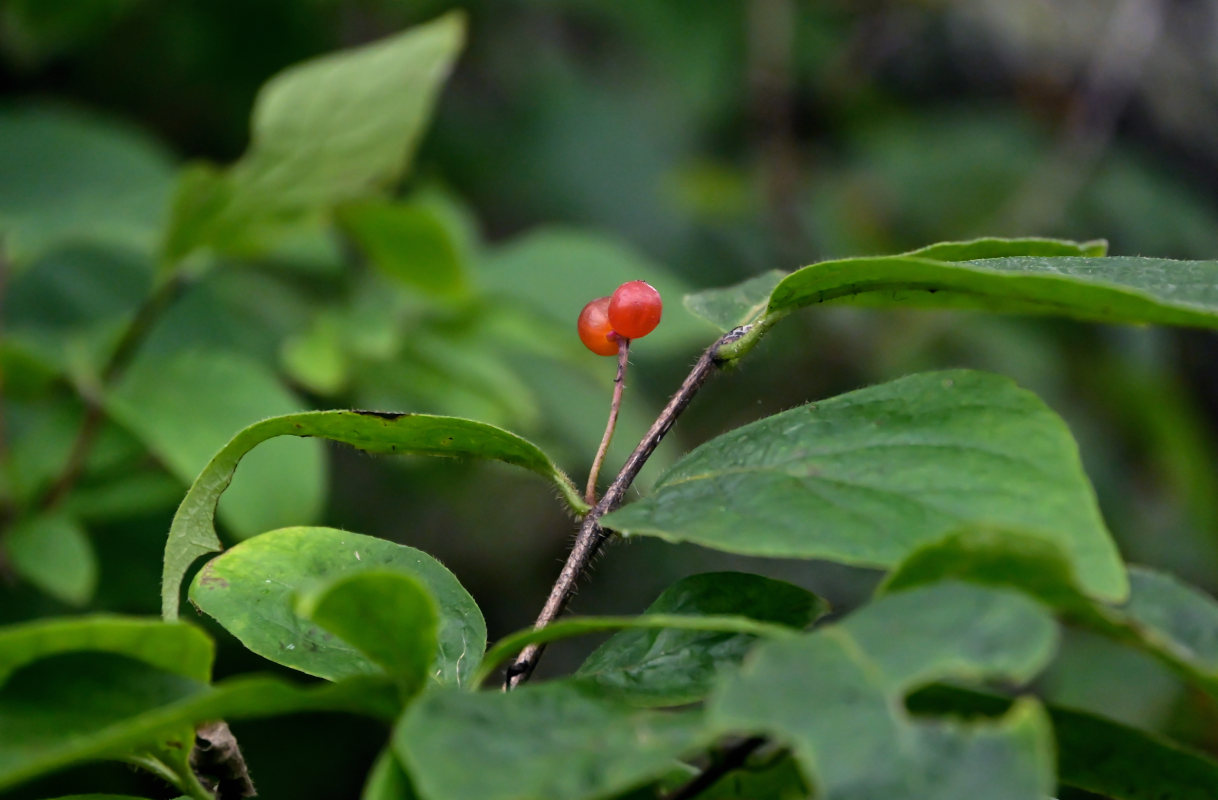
xmin=585 ymin=337 xmax=631 ymax=504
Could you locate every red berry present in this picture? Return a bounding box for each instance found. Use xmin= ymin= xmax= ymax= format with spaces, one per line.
xmin=577 ymin=297 xmax=620 ymax=356
xmin=608 ymin=280 xmax=662 ymax=340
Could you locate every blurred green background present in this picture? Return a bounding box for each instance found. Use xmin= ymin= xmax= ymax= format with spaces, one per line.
xmin=4 ymin=1 xmax=1218 ymax=797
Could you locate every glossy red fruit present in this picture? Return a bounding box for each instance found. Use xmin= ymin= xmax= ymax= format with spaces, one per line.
xmin=577 ymin=296 xmax=620 ymax=356
xmin=608 ymin=280 xmax=662 ymax=340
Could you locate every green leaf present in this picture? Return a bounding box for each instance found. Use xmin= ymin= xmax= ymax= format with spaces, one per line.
xmin=603 ymin=369 xmax=1127 ymax=603
xmin=162 ymin=13 xmax=465 ymax=261
xmin=339 ymin=201 xmax=469 ymax=298
xmin=900 ymin=236 xmax=1108 ymax=261
xmin=106 ymin=350 xmax=325 ymax=539
xmin=708 ymin=583 xmax=1058 ymax=799
xmin=362 ymin=747 xmax=418 ymax=800
xmin=188 ymin=526 xmax=484 ymax=687
xmin=0 ymin=104 xmax=174 ymax=266
xmin=575 ymin=572 xmax=826 ymax=706
xmin=395 ymin=683 xmax=713 ymax=800
xmin=683 ymin=270 xmax=785 ymax=332
xmin=0 ymin=615 xmax=213 ymax=684
xmin=0 ymin=650 xmax=397 ymax=792
xmin=162 ymin=409 xmax=581 ymax=620
xmin=880 ymin=529 xmax=1218 ymax=698
xmin=766 ymin=253 xmax=1218 ymax=328
xmin=475 ymin=615 xmax=801 ymax=689
xmin=5 ymin=511 xmax=97 ymax=606
xmin=910 ymin=684 xmax=1218 ymax=800
xmin=297 ymin=570 xmax=439 ymax=699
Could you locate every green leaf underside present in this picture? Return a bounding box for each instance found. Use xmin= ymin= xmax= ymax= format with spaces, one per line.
xmin=766 ymin=254 xmax=1218 ymax=328
xmin=395 ymin=682 xmax=714 ymax=800
xmin=603 ymin=369 xmax=1127 ymax=603
xmin=900 ymin=236 xmax=1108 ymax=261
xmin=0 ymin=615 xmax=213 ymax=684
xmin=163 ymin=13 xmax=465 ymax=260
xmin=575 ymin=572 xmax=827 ymax=706
xmin=910 ymin=684 xmax=1218 ymax=800
xmin=685 ymin=238 xmax=1107 ymax=334
xmin=0 ymin=651 xmax=396 ymax=791
xmin=709 ymin=582 xmax=1058 ymax=799
xmin=474 ymin=614 xmax=801 ymax=689
xmin=161 ymin=409 xmax=580 ymax=619
xmin=189 ymin=527 xmax=485 ymax=687
xmin=882 ymin=528 xmax=1218 ymax=698
xmin=297 ymin=570 xmax=439 ymax=699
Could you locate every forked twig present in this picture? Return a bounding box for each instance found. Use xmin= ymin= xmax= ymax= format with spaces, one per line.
xmin=505 ymin=325 xmax=751 ymax=688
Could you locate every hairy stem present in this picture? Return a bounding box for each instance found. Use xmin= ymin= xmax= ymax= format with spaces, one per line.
xmin=38 ymin=271 xmax=185 ymax=510
xmin=585 ymin=338 xmax=630 ymax=504
xmin=504 ymin=325 xmax=752 ymax=689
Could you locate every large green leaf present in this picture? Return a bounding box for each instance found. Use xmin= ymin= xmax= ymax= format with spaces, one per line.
xmin=161 ymin=409 xmax=581 ymax=619
xmin=741 ymin=248 xmax=1215 ymax=347
xmin=0 ymin=104 xmax=175 ymax=266
xmin=0 ymin=650 xmax=396 ymax=792
xmin=0 ymin=615 xmax=210 ymax=793
xmin=4 ymin=511 xmax=97 ymax=606
xmin=682 ymin=239 xmax=1105 ymax=333
xmin=395 ymin=682 xmax=713 ymax=800
xmin=603 ymin=369 xmax=1127 ymax=602
xmin=162 ymin=13 xmax=464 ymax=261
xmin=882 ymin=528 xmax=1218 ymax=698
xmin=708 ymin=582 xmax=1058 ymax=799
xmin=106 ymin=350 xmax=325 ymax=539
xmin=0 ymin=615 xmax=213 ymax=684
xmin=189 ymin=527 xmax=484 ymax=687
xmin=710 ymin=246 xmax=1218 ymax=362
xmin=910 ymin=685 xmax=1218 ymax=800
xmin=297 ymin=570 xmax=439 ymax=699
xmin=574 ymin=572 xmax=826 ymax=706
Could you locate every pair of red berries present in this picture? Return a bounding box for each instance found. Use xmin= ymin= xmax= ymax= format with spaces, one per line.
xmin=577 ymin=281 xmax=663 ymax=356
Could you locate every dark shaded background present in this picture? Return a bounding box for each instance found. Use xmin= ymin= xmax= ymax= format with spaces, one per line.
xmin=4 ymin=1 xmax=1218 ymax=797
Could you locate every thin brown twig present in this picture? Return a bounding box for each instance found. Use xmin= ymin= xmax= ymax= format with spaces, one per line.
xmin=38 ymin=272 xmax=185 ymax=511
xmin=585 ymin=337 xmax=630 ymax=505
xmin=663 ymin=737 xmax=767 ymax=800
xmin=504 ymin=325 xmax=752 ymax=689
